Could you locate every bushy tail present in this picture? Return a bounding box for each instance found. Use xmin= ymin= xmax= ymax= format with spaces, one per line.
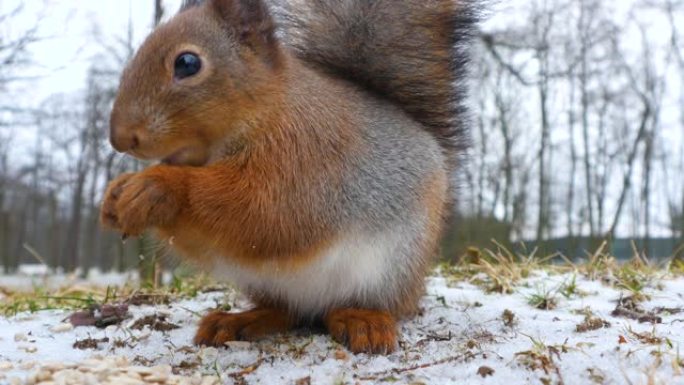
xmin=273 ymin=0 xmax=479 ymax=154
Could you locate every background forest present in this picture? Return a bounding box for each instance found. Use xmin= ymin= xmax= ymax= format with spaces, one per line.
xmin=0 ymin=0 xmax=683 ymax=275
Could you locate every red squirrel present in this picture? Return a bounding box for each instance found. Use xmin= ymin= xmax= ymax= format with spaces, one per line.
xmin=101 ymin=0 xmax=477 ymax=354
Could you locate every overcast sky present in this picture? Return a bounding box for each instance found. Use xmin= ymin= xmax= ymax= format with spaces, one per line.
xmin=5 ymin=0 xmax=181 ymax=103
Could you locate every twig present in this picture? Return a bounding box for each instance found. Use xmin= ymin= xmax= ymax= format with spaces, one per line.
xmin=23 ymin=243 xmax=50 ymax=270
xmin=357 ymin=353 xmax=471 ymax=380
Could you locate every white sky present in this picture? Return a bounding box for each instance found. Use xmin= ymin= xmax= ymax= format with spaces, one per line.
xmin=2 ymin=0 xmax=182 ymax=166
xmin=4 ymin=0 xmax=181 ymax=103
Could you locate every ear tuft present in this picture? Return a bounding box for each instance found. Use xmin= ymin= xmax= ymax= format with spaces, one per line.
xmin=208 ymin=0 xmax=280 ymax=66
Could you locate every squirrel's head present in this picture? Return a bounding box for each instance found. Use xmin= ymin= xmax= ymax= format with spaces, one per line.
xmin=110 ymin=0 xmax=282 ymax=166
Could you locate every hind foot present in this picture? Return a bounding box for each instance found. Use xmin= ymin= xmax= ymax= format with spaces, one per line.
xmin=324 ymin=308 xmax=397 ymax=354
xmin=194 ymin=308 xmax=293 ymax=347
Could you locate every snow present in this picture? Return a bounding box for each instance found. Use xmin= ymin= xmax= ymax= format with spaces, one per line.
xmin=1 ymin=271 xmax=684 ymax=385
xmin=0 ymin=266 xmax=137 ymax=292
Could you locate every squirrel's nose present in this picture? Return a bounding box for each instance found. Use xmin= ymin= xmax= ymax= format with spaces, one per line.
xmin=110 ymin=124 xmax=140 ymax=153
xmin=109 ymin=101 xmax=142 ymax=153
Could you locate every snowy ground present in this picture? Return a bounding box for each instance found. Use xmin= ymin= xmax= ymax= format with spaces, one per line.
xmin=1 ymin=269 xmax=683 ymax=385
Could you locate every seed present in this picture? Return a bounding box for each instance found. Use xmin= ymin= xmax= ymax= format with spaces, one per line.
xmin=126 ymin=366 xmax=155 ymax=376
xmin=80 ymin=359 xmax=100 ymax=366
xmin=224 ymin=341 xmax=251 ymax=349
xmin=53 ymin=369 xmax=84 ymax=383
xmin=35 ymin=369 xmax=53 ymax=382
xmin=41 ymin=362 xmax=65 ymax=372
xmin=112 ymin=356 xmax=130 ymax=367
xmin=151 ymin=364 xmax=172 ymax=375
xmin=201 ymin=376 xmax=220 ymax=385
xmin=49 ymin=323 xmax=73 ymax=333
xmin=122 ymin=371 xmax=142 ymax=380
xmin=82 ymin=373 xmax=99 ymax=385
xmin=334 ymin=350 xmax=348 ymax=360
xmin=136 ymin=330 xmax=152 ymax=341
xmin=145 ymin=373 xmax=169 ymax=383
xmin=105 ymin=375 xmax=145 ymax=385
xmin=19 ymin=345 xmax=38 ymax=353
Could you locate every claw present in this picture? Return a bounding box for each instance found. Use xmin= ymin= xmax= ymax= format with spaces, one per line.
xmin=324 ymin=308 xmax=397 ymax=354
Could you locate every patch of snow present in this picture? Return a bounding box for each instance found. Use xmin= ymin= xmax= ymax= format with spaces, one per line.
xmin=0 ymin=272 xmax=683 ymax=384
xmin=0 ymin=267 xmax=137 ymax=292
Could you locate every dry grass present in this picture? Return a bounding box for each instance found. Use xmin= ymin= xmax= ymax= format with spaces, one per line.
xmin=0 ymin=273 xmax=219 ymax=316
xmin=442 ymin=240 xmax=677 ymax=297
xmin=442 ymin=241 xmax=564 ymax=294
xmin=515 ymin=336 xmax=571 ymax=384
xmin=2 ymin=239 xmax=680 ymax=316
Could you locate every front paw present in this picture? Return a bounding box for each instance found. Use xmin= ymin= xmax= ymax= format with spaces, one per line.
xmin=100 ymin=170 xmax=183 ymax=237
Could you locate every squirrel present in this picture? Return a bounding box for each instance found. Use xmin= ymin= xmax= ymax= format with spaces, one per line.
xmin=101 ymin=0 xmax=477 ymax=354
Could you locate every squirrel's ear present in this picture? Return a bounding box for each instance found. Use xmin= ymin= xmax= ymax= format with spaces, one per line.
xmin=208 ymin=0 xmax=280 ymax=66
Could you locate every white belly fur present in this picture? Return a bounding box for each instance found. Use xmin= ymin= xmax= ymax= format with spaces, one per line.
xmin=210 ymin=227 xmax=415 ymax=317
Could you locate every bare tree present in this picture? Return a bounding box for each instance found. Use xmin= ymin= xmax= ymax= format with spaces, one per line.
xmin=578 ymin=0 xmax=596 ymax=237
xmin=493 ymin=69 xmax=515 ymax=226
xmin=0 ymin=4 xmax=43 ymax=271
xmin=533 ymin=1 xmax=554 ymax=241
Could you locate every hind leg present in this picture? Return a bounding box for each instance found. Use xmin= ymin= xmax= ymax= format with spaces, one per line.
xmin=194 ymin=308 xmax=293 ymax=347
xmin=324 ymin=308 xmax=397 ymax=354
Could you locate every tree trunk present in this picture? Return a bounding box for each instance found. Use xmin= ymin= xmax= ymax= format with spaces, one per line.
xmin=567 ymin=75 xmax=577 ymax=241
xmin=579 ymin=0 xmax=595 ymax=238
xmin=607 ymin=105 xmax=650 ymax=238
xmin=62 ymin=163 xmax=87 ymax=272
xmin=537 ymin=78 xmax=550 ymax=241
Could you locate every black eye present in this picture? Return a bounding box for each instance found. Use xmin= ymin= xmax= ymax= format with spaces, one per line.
xmin=174 ymin=52 xmax=202 ymax=80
